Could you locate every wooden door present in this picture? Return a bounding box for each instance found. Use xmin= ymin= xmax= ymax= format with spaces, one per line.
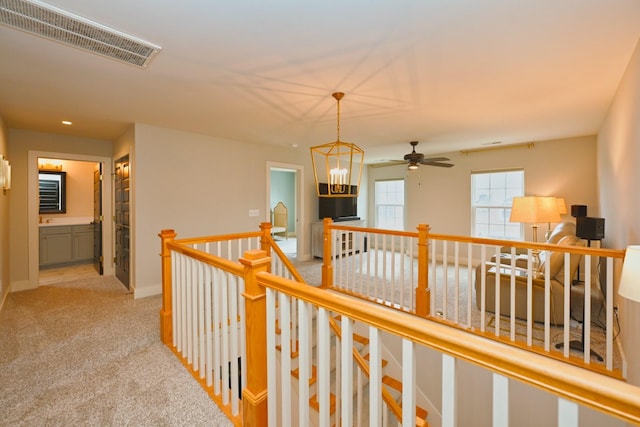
xmin=114 ymin=156 xmax=130 ymax=289
xmin=93 ymin=163 xmax=103 ymax=275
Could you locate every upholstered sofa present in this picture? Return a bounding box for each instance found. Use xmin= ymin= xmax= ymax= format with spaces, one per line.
xmin=474 ymin=222 xmax=604 ymax=325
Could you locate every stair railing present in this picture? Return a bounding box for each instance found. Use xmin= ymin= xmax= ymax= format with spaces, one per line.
xmin=320 ymin=221 xmax=626 ymax=375
xmin=321 ymin=218 xmax=431 ymax=316
xmin=258 ymin=258 xmax=640 ymax=426
xmin=160 ymin=226 xmax=634 ymax=426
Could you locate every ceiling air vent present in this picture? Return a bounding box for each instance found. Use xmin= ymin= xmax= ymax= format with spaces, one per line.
xmin=0 ymin=0 xmax=161 ymax=68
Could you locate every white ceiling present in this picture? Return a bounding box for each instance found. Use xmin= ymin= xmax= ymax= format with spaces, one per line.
xmin=1 ymin=0 xmax=639 ymax=163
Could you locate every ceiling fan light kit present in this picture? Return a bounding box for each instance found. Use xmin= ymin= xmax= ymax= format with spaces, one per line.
xmin=310 ymin=92 xmax=364 ymax=198
xmin=402 ymin=141 xmax=454 ymax=170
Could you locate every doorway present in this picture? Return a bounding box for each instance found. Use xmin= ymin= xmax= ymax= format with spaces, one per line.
xmin=267 ymin=162 xmax=304 ymax=260
xmin=27 ymin=151 xmax=114 ymax=290
xmin=37 ymin=158 xmax=103 ymax=281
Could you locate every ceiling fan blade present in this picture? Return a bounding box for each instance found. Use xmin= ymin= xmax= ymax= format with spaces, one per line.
xmin=420 ymin=160 xmax=454 ymax=168
xmin=421 ymin=157 xmax=450 ymax=162
xmin=370 ymin=160 xmax=406 ymax=168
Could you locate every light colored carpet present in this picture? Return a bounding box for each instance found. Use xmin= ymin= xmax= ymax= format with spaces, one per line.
xmin=0 ymin=276 xmax=233 ymax=427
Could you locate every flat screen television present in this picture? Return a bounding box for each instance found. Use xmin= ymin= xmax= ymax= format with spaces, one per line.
xmin=318 ymin=183 xmax=358 ymax=220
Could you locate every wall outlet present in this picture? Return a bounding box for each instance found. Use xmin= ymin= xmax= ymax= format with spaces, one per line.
xmin=248 ymin=209 xmax=260 ymax=217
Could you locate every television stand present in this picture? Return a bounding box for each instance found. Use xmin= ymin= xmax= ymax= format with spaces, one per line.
xmin=311 ymin=219 xmax=365 ymax=258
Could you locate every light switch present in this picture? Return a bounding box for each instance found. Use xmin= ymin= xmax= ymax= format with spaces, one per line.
xmin=249 ymin=209 xmax=260 ymax=217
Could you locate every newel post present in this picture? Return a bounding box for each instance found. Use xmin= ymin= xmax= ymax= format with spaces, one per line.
xmin=240 ymin=249 xmax=270 ymax=427
xmin=416 ymin=224 xmax=431 ymax=317
xmin=259 ymin=222 xmax=273 ymax=258
xmin=321 ymin=217 xmax=334 ymax=289
xmin=159 ymin=229 xmax=177 ymax=345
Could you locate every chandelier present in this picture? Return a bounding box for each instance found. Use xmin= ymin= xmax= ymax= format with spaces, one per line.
xmin=310 ymin=92 xmax=364 ymax=197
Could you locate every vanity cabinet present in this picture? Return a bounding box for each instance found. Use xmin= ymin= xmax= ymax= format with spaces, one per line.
xmin=311 ymin=219 xmax=366 ymax=259
xmin=39 ymin=224 xmax=94 ymax=267
xmin=72 ymin=224 xmax=94 ymax=262
xmin=39 ymin=226 xmax=73 ymax=266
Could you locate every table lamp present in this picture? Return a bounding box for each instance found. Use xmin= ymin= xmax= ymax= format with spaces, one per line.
xmin=545 ymin=197 xmax=567 ymax=240
xmin=510 ymin=196 xmax=561 ymax=243
xmin=619 ymin=245 xmax=640 ymax=303
xmin=510 ymin=196 xmax=561 ymax=276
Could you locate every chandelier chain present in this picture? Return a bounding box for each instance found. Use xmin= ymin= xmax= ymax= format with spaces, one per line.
xmin=332 ymin=92 xmax=344 ymax=142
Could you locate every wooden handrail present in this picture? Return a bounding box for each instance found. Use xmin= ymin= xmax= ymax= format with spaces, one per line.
xmin=173 ymin=230 xmax=263 ymax=246
xmin=265 ymin=233 xmax=306 ymax=284
xmin=256 ymin=270 xmax=640 ymax=425
xmin=329 ymin=223 xmax=418 ymax=238
xmin=429 ymin=232 xmax=626 ymax=258
xmin=167 ymin=240 xmax=245 ymax=276
xmin=319 ymin=222 xmax=626 ymax=260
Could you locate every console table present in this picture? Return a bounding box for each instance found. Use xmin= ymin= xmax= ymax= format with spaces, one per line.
xmin=311 ymin=219 xmax=365 ymax=259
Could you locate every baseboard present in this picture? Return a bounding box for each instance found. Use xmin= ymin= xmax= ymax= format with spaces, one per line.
xmin=134 ymin=283 xmax=161 ymax=299
xmin=0 ymin=286 xmax=8 ymax=314
xmin=10 ymin=280 xmax=35 ymax=293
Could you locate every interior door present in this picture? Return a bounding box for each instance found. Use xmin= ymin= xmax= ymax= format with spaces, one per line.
xmin=114 ymin=155 xmax=130 ymax=289
xmin=93 ymin=163 xmax=103 ymax=275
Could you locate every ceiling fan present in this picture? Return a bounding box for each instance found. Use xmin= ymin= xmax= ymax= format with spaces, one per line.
xmin=375 ymin=141 xmax=454 ymax=169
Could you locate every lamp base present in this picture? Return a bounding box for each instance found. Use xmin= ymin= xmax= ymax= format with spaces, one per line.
xmin=531 ymin=250 xmax=543 ymax=279
xmin=555 ymin=340 xmax=603 ymax=362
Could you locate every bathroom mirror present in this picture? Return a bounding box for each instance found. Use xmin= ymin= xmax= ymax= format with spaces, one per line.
xmin=39 ymin=171 xmax=66 ymax=214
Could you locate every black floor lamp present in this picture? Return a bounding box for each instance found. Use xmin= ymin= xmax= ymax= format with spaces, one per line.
xmin=556 ymin=215 xmax=605 ymax=361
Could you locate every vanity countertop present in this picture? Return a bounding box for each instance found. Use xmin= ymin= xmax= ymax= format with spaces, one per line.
xmin=39 ymin=217 xmax=93 ymax=227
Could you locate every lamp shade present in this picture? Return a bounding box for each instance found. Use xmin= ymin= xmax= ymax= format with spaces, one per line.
xmin=510 ymin=196 xmax=561 ymax=224
xmin=556 ymin=197 xmax=567 ymax=215
xmin=619 ymin=245 xmax=640 ymax=303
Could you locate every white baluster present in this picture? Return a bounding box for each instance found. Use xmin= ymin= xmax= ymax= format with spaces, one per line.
xmin=369 ymin=326 xmax=382 ymax=427
xmin=318 ymin=308 xmax=331 ymax=427
xmin=558 ymin=398 xmax=578 ymax=427
xmin=341 ymin=316 xmax=353 ymax=426
xmin=442 ymin=354 xmax=456 ymax=427
xmin=493 ymin=373 xmax=509 ymax=427
xmin=266 ymin=288 xmax=278 ymax=427
xmin=280 ymin=292 xmax=292 ymax=426
xmin=402 ymin=338 xmax=416 ymax=427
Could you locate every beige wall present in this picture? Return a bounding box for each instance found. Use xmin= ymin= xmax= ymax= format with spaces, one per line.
xmin=368 ymin=135 xmax=598 ymax=239
xmin=598 ymin=38 xmax=640 ymax=386
xmin=8 ymin=129 xmax=112 ymax=289
xmin=0 ymin=117 xmax=9 ymax=308
xmin=130 ymin=124 xmax=314 ymax=297
xmin=39 ymin=159 xmax=96 ymax=222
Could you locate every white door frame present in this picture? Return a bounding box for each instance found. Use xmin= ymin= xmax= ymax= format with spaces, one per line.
xmin=266 ymin=161 xmax=306 ymax=260
xmin=27 ymin=151 xmax=114 ymax=289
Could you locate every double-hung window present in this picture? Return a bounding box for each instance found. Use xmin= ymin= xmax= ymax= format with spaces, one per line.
xmin=471 ymin=169 xmax=524 ymax=240
xmin=375 ymin=179 xmax=405 ymax=230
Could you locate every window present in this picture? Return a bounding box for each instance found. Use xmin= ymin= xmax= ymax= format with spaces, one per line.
xmin=375 ymin=179 xmax=405 ymax=230
xmin=39 ymin=171 xmax=67 ymax=214
xmin=471 ymin=170 xmax=523 ymax=240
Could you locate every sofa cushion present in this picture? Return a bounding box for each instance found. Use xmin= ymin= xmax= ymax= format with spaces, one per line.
xmin=546 ymin=222 xmax=576 ymax=244
xmin=538 ymin=235 xmax=585 ymax=283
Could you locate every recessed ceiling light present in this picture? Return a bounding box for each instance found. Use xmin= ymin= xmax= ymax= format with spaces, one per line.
xmin=61 ymin=120 xmax=72 ymax=125
xmin=291 ymin=143 xmax=299 ymax=148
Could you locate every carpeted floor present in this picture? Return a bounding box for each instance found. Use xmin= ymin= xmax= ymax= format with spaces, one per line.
xmin=0 ymin=276 xmax=233 ymax=427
